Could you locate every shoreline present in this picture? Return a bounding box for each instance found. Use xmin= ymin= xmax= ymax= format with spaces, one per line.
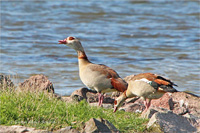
xmin=0 ymin=74 xmax=199 ymax=132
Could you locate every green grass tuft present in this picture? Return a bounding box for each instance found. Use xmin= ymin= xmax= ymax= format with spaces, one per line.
xmin=0 ymin=88 xmax=148 ymax=132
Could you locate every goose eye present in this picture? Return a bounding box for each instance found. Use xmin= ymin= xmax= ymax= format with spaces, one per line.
xmin=68 ymin=37 xmax=75 ymax=40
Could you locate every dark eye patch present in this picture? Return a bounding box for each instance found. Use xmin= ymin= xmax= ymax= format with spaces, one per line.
xmin=69 ymin=37 xmax=75 ymax=40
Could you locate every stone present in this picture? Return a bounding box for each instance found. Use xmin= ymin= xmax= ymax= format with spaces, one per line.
xmin=83 ymin=118 xmax=119 ymax=133
xmin=0 ymin=125 xmax=36 ymax=133
xmin=99 ymin=118 xmax=119 ymax=133
xmin=121 ymin=103 xmax=145 ymax=113
xmin=119 ymin=98 xmax=145 ymax=113
xmin=70 ymin=87 xmax=97 ymax=102
xmin=151 ymin=93 xmax=173 ymax=110
xmin=18 ymin=74 xmax=54 ymax=93
xmin=56 ymin=126 xmax=79 ymax=133
xmin=126 ymin=97 xmax=140 ymax=104
xmin=0 ymin=125 xmax=80 ymax=133
xmin=142 ymin=92 xmax=200 ymax=119
xmin=70 ymin=88 xmax=115 ymax=104
xmin=171 ymin=92 xmax=200 ymax=118
xmin=173 ymin=106 xmax=188 ymax=115
xmin=147 ymin=111 xmax=198 ymax=132
xmin=71 ymin=94 xmax=85 ymax=102
xmin=61 ymin=96 xmax=73 ymax=103
xmin=141 ymin=108 xmax=158 ymax=119
xmin=0 ymin=125 xmax=81 ymax=133
xmin=89 ymin=103 xmax=113 ymax=109
xmin=53 ymin=93 xmax=62 ymax=100
xmin=0 ymin=74 xmax=15 ymax=90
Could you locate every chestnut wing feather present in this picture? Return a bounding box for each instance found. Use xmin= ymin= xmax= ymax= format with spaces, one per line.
xmin=89 ymin=64 xmax=127 ymax=92
xmin=132 ymin=73 xmax=178 ymax=92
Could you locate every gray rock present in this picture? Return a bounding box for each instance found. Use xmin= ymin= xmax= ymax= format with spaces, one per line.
xmin=89 ymin=103 xmax=113 ymax=109
xmin=171 ymin=92 xmax=200 ymax=118
xmin=61 ymin=96 xmax=73 ymax=104
xmin=18 ymin=74 xmax=54 ymax=93
xmin=151 ymin=93 xmax=174 ymax=110
xmin=125 ymin=97 xmax=140 ymax=104
xmin=70 ymin=88 xmax=97 ymax=102
xmin=0 ymin=125 xmax=36 ymax=133
xmin=71 ymin=94 xmax=85 ymax=102
xmin=70 ymin=88 xmax=115 ymax=104
xmin=0 ymin=74 xmax=15 ymax=90
xmin=141 ymin=108 xmax=158 ymax=119
xmin=99 ymin=118 xmax=119 ymax=133
xmin=147 ymin=111 xmax=198 ymax=133
xmin=120 ymin=102 xmax=145 ymax=113
xmin=83 ymin=118 xmax=119 ymax=133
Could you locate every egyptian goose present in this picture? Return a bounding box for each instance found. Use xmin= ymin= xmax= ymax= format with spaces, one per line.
xmin=113 ymin=73 xmax=178 ymax=112
xmin=58 ymin=36 xmax=128 ymax=106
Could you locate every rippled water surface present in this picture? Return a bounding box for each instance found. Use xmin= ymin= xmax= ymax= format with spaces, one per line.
xmin=1 ymin=1 xmax=200 ymax=95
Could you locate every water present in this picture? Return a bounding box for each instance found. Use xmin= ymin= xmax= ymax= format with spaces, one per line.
xmin=1 ymin=1 xmax=200 ymax=96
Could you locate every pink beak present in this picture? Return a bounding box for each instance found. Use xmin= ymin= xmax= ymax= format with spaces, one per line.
xmin=58 ymin=39 xmax=67 ymax=44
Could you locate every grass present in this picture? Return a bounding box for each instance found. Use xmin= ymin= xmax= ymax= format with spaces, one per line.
xmin=0 ymin=88 xmax=148 ymax=132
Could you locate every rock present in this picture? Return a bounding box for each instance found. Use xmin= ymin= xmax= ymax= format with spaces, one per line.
xmin=18 ymin=74 xmax=54 ymax=93
xmin=0 ymin=125 xmax=80 ymax=133
xmin=70 ymin=87 xmax=97 ymax=102
xmin=126 ymin=97 xmax=140 ymax=104
xmin=101 ymin=103 xmax=114 ymax=109
xmin=70 ymin=88 xmax=115 ymax=104
xmin=151 ymin=93 xmax=173 ymax=110
xmin=173 ymin=106 xmax=188 ymax=115
xmin=89 ymin=103 xmax=113 ymax=109
xmin=0 ymin=125 xmax=44 ymax=133
xmin=53 ymin=93 xmax=62 ymax=100
xmin=101 ymin=118 xmax=119 ymax=133
xmin=56 ymin=126 xmax=79 ymax=133
xmin=83 ymin=118 xmax=119 ymax=133
xmin=119 ymin=98 xmax=145 ymax=113
xmin=141 ymin=108 xmax=158 ymax=119
xmin=146 ymin=92 xmax=200 ymax=119
xmin=121 ymin=102 xmax=145 ymax=113
xmin=171 ymin=92 xmax=200 ymax=118
xmin=0 ymin=74 xmax=15 ymax=90
xmin=61 ymin=96 xmax=73 ymax=103
xmin=147 ymin=111 xmax=198 ymax=133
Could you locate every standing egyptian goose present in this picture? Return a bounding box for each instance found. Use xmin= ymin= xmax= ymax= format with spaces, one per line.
xmin=113 ymin=73 xmax=178 ymax=112
xmin=58 ymin=36 xmax=128 ymax=106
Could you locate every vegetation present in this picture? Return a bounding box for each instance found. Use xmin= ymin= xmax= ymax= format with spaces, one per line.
xmin=0 ymin=88 xmax=148 ymax=132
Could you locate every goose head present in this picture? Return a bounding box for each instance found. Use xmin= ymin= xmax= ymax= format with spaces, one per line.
xmin=113 ymin=93 xmax=127 ymax=112
xmin=59 ymin=36 xmax=84 ymax=52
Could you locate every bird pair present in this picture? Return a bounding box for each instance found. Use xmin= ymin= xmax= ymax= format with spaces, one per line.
xmin=58 ymin=36 xmax=178 ymax=113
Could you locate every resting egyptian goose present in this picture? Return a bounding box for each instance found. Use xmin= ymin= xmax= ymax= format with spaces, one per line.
xmin=58 ymin=36 xmax=128 ymax=106
xmin=113 ymin=73 xmax=178 ymax=112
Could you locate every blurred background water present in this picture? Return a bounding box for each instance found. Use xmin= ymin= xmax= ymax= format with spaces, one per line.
xmin=1 ymin=0 xmax=199 ymax=96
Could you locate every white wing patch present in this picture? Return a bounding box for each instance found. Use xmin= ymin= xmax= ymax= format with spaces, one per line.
xmin=135 ymin=78 xmax=151 ymax=84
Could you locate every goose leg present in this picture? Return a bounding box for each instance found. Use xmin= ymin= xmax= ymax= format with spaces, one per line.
xmin=146 ymin=99 xmax=151 ymax=109
xmin=100 ymin=94 xmax=104 ymax=106
xmin=143 ymin=99 xmax=151 ymax=113
xmin=98 ymin=93 xmax=104 ymax=106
